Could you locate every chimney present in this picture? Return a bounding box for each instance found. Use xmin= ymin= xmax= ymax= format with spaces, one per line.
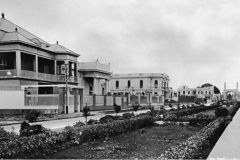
xmin=1 ymin=13 xmax=4 ymax=19
xmin=224 ymin=82 xmax=226 ymax=90
xmin=237 ymin=82 xmax=239 ymax=90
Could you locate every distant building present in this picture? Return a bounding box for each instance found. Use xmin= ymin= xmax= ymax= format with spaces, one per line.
xmin=177 ymin=85 xmax=196 ymax=97
xmin=170 ymin=84 xmax=220 ymax=102
xmin=110 ymin=73 xmax=169 ymax=96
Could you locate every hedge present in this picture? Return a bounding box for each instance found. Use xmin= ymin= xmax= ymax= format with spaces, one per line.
xmin=0 ymin=115 xmax=154 ymax=159
xmin=159 ymin=117 xmax=226 ymax=159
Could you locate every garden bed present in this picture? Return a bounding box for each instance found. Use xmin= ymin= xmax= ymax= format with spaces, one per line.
xmin=47 ymin=123 xmax=202 ymax=159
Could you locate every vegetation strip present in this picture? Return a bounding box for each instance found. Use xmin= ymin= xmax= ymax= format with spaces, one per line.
xmin=0 ymin=115 xmax=154 ymax=158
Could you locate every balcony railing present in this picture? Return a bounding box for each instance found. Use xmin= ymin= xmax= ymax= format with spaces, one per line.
xmin=0 ymin=70 xmax=17 ymax=77
xmin=57 ymin=75 xmax=78 ymax=83
xmin=79 ymin=61 xmax=110 ymax=73
xmin=0 ymin=69 xmax=77 ymax=83
xmin=38 ymin=72 xmax=57 ymax=81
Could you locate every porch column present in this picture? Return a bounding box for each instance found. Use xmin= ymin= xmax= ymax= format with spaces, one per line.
xmin=93 ymin=78 xmax=99 ymax=95
xmin=35 ymin=55 xmax=38 ymax=76
xmin=105 ymin=79 xmax=109 ymax=94
xmin=54 ymin=60 xmax=57 ymax=75
xmin=16 ymin=51 xmax=21 ymax=76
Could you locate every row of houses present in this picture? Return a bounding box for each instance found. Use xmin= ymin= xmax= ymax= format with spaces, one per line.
xmin=0 ymin=14 xmax=169 ymax=114
xmin=169 ymin=85 xmax=220 ymax=102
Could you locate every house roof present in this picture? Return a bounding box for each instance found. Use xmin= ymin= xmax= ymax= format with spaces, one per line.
xmin=0 ymin=16 xmax=80 ymax=57
xmin=46 ymin=44 xmax=79 ymax=57
xmin=0 ymin=31 xmax=37 ymax=45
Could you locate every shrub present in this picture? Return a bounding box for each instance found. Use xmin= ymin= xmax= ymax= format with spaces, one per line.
xmin=0 ymin=127 xmax=17 ymax=142
xmin=25 ymin=110 xmax=41 ymax=122
xmin=164 ymin=113 xmax=177 ymax=121
xmin=132 ymin=103 xmax=139 ymax=112
xmin=99 ymin=115 xmax=117 ymax=123
xmin=122 ymin=112 xmax=135 ymax=119
xmin=159 ymin=117 xmax=226 ymax=159
xmin=0 ymin=115 xmax=154 ymax=158
xmin=87 ymin=119 xmax=99 ymax=125
xmin=73 ymin=121 xmax=85 ymax=128
xmin=215 ymin=107 xmax=229 ymax=118
xmin=113 ymin=103 xmax=121 ymax=114
xmin=20 ymin=122 xmax=46 ymax=137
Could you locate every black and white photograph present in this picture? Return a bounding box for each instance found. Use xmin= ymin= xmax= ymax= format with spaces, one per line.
xmin=0 ymin=0 xmax=239 ymax=159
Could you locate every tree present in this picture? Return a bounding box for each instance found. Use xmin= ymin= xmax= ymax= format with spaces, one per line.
xmin=113 ymin=103 xmax=121 ymax=115
xmin=132 ymin=102 xmax=139 ymax=112
xmin=83 ymin=104 xmax=90 ymax=124
xmin=214 ymin=86 xmax=220 ymax=94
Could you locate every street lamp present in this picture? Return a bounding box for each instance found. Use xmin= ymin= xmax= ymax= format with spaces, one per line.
xmin=61 ymin=63 xmax=71 ymax=114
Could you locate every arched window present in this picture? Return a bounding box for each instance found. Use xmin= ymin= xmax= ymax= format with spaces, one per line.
xmin=154 ymin=80 xmax=158 ymax=88
xmin=116 ymin=81 xmax=119 ymax=89
xmin=127 ymin=80 xmax=131 ymax=88
xmin=140 ymin=80 xmax=143 ymax=88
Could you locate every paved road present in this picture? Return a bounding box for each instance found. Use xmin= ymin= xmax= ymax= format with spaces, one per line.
xmin=208 ymin=109 xmax=240 ymax=159
xmin=3 ymin=110 xmax=149 ymax=134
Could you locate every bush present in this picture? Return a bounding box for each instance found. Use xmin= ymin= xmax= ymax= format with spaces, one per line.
xmin=132 ymin=103 xmax=139 ymax=112
xmin=87 ymin=119 xmax=99 ymax=125
xmin=122 ymin=112 xmax=135 ymax=119
xmin=113 ymin=103 xmax=121 ymax=114
xmin=0 ymin=127 xmax=17 ymax=142
xmin=20 ymin=122 xmax=47 ymax=137
xmin=164 ymin=113 xmax=177 ymax=121
xmin=99 ymin=115 xmax=116 ymax=123
xmin=215 ymin=107 xmax=229 ymax=117
xmin=25 ymin=110 xmax=41 ymax=122
xmin=73 ymin=121 xmax=85 ymax=128
xmin=159 ymin=117 xmax=226 ymax=159
xmin=0 ymin=115 xmax=154 ymax=158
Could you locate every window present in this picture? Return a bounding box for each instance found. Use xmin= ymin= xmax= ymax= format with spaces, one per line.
xmin=188 ymin=91 xmax=190 ymax=94
xmin=155 ymin=92 xmax=158 ymax=95
xmin=183 ymin=91 xmax=185 ymax=95
xmin=154 ymin=80 xmax=158 ymax=88
xmin=140 ymin=80 xmax=143 ymax=88
xmin=127 ymin=80 xmax=131 ymax=88
xmin=116 ymin=81 xmax=119 ymax=89
xmin=206 ymin=91 xmax=208 ymax=94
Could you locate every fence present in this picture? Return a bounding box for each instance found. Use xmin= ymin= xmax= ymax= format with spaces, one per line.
xmin=129 ymin=94 xmax=164 ymax=106
xmin=83 ymin=95 xmax=128 ymax=111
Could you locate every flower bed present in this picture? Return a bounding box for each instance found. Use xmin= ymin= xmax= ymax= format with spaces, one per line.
xmin=0 ymin=115 xmax=154 ymax=159
xmin=159 ymin=117 xmax=227 ymax=159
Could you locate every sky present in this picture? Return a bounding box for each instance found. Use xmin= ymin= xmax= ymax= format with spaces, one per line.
xmin=0 ymin=0 xmax=240 ymax=90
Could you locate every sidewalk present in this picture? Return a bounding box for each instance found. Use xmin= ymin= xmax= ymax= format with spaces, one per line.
xmin=0 ymin=108 xmax=146 ymax=127
xmin=208 ymin=109 xmax=240 ymax=159
xmin=0 ymin=110 xmax=103 ymax=127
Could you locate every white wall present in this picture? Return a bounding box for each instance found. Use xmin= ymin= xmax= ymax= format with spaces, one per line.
xmin=0 ymin=90 xmax=25 ymax=109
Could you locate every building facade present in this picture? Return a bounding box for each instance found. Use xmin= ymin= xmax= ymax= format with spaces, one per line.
xmin=0 ymin=14 xmax=127 ymax=114
xmin=110 ymin=73 xmax=169 ymax=96
xmin=0 ymin=14 xmax=83 ymax=114
xmin=78 ymin=59 xmax=111 ymax=96
xmin=177 ymin=85 xmax=196 ymax=97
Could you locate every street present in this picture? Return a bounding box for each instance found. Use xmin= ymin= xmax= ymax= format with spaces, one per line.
xmin=2 ymin=109 xmax=149 ymax=134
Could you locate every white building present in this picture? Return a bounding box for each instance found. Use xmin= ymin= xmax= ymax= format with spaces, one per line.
xmin=177 ymin=85 xmax=196 ymax=97
xmin=110 ymin=73 xmax=169 ymax=96
xmin=78 ymin=60 xmax=111 ymax=96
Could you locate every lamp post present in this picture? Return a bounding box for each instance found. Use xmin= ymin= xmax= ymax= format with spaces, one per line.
xmin=62 ymin=63 xmax=71 ymax=114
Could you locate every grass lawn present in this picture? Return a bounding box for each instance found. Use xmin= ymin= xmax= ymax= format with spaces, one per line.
xmin=47 ymin=123 xmax=202 ymax=159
